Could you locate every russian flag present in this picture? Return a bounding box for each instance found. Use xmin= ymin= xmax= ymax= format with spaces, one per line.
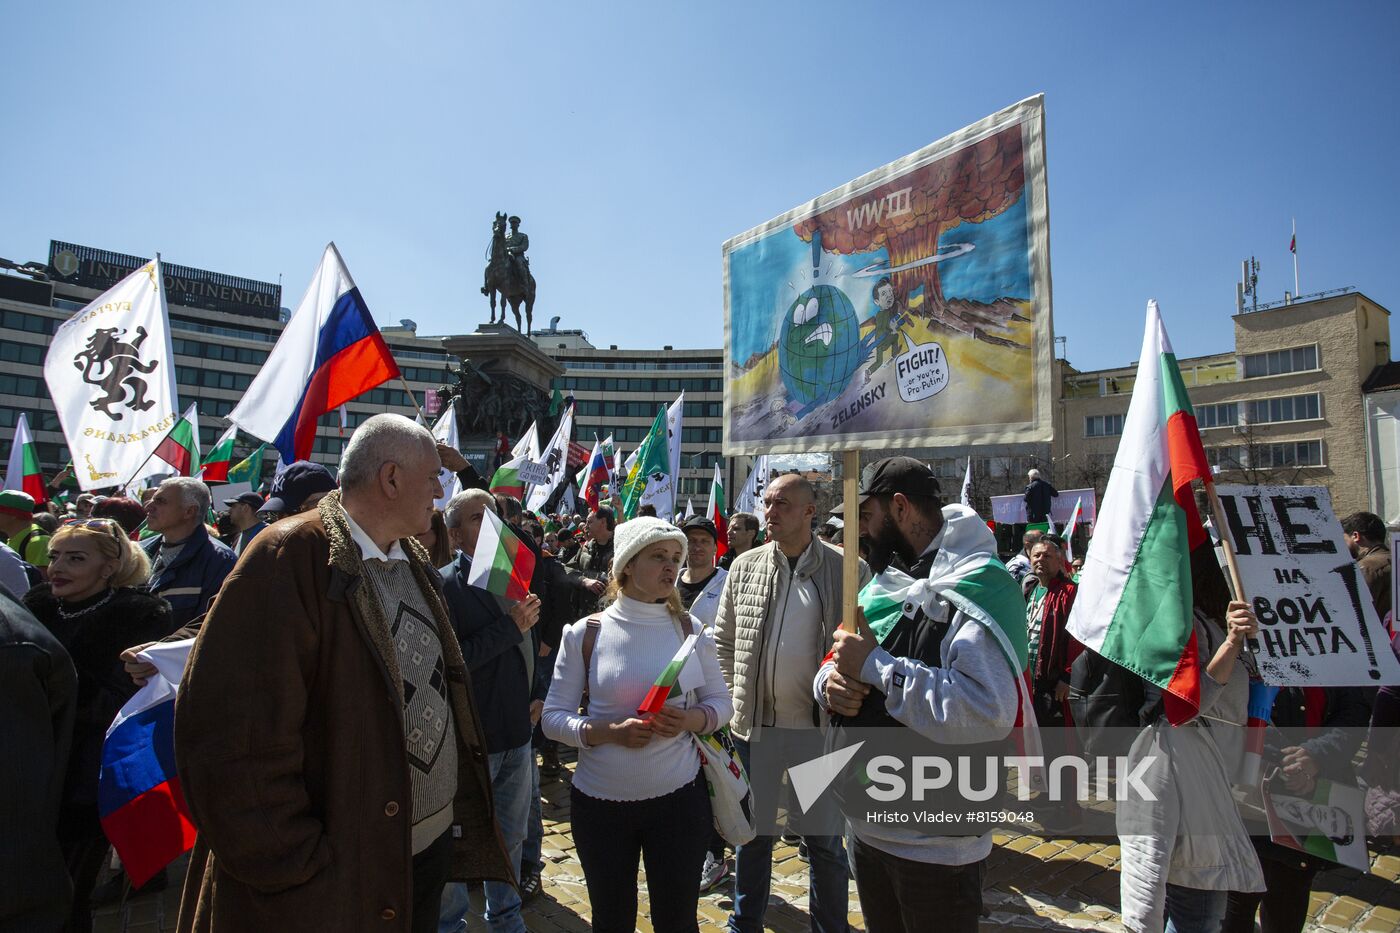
xmin=228 ymin=244 xmax=400 ymax=462
xmin=582 ymin=439 xmax=610 ymax=510
xmin=98 ymin=639 xmax=198 ymax=887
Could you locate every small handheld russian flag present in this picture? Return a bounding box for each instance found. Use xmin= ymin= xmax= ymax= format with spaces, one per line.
xmin=1238 ymin=680 xmax=1281 ymax=788
xmin=98 ymin=639 xmax=198 ymax=887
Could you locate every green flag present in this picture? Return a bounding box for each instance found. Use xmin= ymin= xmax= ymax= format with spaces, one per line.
xmin=548 ymin=387 xmax=564 ymax=417
xmin=620 ymin=407 xmax=669 ymax=520
xmin=228 ymin=444 xmax=268 ymax=486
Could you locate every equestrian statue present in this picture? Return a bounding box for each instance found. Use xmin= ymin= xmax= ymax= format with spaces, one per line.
xmin=482 ymin=212 xmax=536 ymax=334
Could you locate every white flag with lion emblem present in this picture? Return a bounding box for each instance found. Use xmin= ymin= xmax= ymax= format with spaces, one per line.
xmin=44 ymin=258 xmax=178 ymax=491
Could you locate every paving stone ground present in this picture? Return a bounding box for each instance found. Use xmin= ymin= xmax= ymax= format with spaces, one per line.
xmin=95 ymin=748 xmax=1400 ymax=932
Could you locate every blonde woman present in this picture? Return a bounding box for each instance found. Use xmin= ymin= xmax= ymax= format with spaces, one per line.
xmin=543 ymin=517 xmax=733 ymax=933
xmin=24 ymin=518 xmax=173 ymax=928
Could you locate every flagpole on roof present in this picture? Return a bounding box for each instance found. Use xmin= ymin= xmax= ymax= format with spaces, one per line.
xmin=1292 ymin=217 xmax=1299 ymax=297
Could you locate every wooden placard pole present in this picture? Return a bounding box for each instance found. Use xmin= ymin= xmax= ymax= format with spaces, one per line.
xmin=1204 ymin=481 xmax=1247 ymax=605
xmin=841 ymin=450 xmax=860 ymax=632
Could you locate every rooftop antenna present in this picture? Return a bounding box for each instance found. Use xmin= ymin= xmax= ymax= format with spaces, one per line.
xmin=1238 ymin=257 xmax=1260 ymax=313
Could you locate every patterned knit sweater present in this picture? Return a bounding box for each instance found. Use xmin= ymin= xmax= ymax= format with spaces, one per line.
xmin=360 ymin=558 xmax=458 ymax=853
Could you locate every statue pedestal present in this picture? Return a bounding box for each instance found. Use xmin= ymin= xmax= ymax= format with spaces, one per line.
xmin=442 ymin=324 xmax=564 ymax=389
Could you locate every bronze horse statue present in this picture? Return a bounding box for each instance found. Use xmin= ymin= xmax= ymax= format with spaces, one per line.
xmin=483 ymin=212 xmax=535 ymax=333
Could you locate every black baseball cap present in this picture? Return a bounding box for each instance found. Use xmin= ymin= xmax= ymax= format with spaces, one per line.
xmin=857 ymin=457 xmax=942 ymax=503
xmin=682 ymin=516 xmax=718 ymax=541
xmin=225 ymin=491 xmax=265 ymax=510
xmin=260 ymin=461 xmax=337 ymax=514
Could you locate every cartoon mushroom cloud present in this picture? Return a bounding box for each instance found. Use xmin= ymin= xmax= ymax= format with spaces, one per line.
xmin=793 ymin=124 xmax=1026 ymax=346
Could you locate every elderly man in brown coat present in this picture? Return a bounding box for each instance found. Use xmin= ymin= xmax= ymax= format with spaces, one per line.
xmin=174 ymin=414 xmax=511 ymax=933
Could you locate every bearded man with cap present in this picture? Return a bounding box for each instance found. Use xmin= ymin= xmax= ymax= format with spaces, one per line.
xmin=814 ymin=456 xmax=1031 ymax=933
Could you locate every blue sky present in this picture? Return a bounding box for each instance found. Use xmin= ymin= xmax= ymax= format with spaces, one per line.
xmin=3 ymin=2 xmax=1397 ymax=371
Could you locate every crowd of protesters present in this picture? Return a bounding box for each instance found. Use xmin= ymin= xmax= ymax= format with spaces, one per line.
xmin=3 ymin=417 xmax=1400 ymax=933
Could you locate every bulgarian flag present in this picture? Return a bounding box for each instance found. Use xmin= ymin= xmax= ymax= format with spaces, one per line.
xmin=707 ymin=462 xmax=728 ymax=558
xmin=489 ymin=456 xmax=527 ymax=500
xmin=466 ymin=508 xmax=536 ymax=601
xmin=199 ymin=425 xmax=238 ymax=483
xmin=638 ymin=632 xmax=703 ymax=715
xmin=1067 ymin=301 xmax=1214 ymax=725
xmin=152 ymin=403 xmax=201 ymax=477
xmin=227 ymin=444 xmax=267 ymax=486
xmin=3 ymin=412 xmax=47 ymax=505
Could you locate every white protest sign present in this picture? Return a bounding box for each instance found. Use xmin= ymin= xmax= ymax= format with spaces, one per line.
xmin=989 ymin=488 xmax=1098 ymax=526
xmin=517 ymin=461 xmax=551 ymax=486
xmin=1215 ymin=485 xmax=1400 ymax=686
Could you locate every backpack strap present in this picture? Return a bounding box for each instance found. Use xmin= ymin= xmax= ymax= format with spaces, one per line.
xmin=578 ymin=613 xmax=604 ymax=715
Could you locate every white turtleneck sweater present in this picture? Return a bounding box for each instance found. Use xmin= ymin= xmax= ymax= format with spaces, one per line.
xmin=543 ymin=594 xmax=733 ymax=801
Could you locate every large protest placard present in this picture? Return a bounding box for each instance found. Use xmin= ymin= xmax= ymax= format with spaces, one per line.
xmin=1214 ymin=485 xmax=1400 ymax=686
xmin=722 ymin=95 xmax=1053 ymax=456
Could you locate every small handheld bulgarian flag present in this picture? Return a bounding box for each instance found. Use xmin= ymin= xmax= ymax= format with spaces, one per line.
xmin=152 ymin=403 xmax=201 ymax=477
xmin=489 ymin=456 xmax=527 ymax=501
xmin=200 ymin=425 xmax=238 ymax=483
xmin=637 ymin=633 xmax=704 ymax=715
xmin=466 ymin=508 xmax=536 ymax=601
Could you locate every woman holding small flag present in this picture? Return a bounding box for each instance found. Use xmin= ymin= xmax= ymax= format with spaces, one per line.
xmin=542 ymin=516 xmax=733 ymax=933
xmin=24 ymin=518 xmax=172 ymax=931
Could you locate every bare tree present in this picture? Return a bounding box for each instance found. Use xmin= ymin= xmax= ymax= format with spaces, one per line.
xmin=1208 ymin=421 xmax=1313 ymax=487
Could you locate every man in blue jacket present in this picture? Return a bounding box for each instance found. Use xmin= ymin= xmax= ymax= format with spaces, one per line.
xmin=141 ymin=477 xmax=236 ymax=633
xmin=437 ymin=488 xmax=542 ymax=933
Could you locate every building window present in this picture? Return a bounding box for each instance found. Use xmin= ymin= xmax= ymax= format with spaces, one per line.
xmin=1244 ymin=393 xmax=1321 ymax=425
xmin=1252 ymin=440 xmax=1324 ymax=468
xmin=1206 ymin=446 xmax=1247 ymax=469
xmin=1196 ymin=402 xmax=1238 ymax=429
xmin=0 ymin=341 xmax=45 ymax=365
xmin=1242 ymin=345 xmax=1318 ymax=378
xmin=2 ymin=308 xmax=59 ymax=335
xmin=1085 ymin=414 xmax=1125 ymax=437
xmin=0 ymin=374 xmax=44 ymax=397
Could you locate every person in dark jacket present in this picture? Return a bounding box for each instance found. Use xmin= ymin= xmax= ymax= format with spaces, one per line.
xmin=1022 ymin=469 xmax=1058 ymax=525
xmin=25 ymin=519 xmax=173 ymax=932
xmin=563 ymin=508 xmax=614 ymax=618
xmin=1222 ymin=684 xmax=1372 ymax=933
xmin=438 ymin=489 xmax=542 ymax=933
xmin=140 ymin=478 xmax=236 ymax=632
xmin=1341 ymin=511 xmax=1391 ymax=627
xmin=0 ymin=587 xmax=78 ymax=933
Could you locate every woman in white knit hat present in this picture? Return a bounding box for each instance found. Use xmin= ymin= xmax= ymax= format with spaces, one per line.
xmin=543 ymin=516 xmax=733 ymax=933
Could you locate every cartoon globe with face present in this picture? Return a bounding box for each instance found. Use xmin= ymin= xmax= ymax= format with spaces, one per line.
xmin=778 ymin=284 xmax=862 ymax=413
